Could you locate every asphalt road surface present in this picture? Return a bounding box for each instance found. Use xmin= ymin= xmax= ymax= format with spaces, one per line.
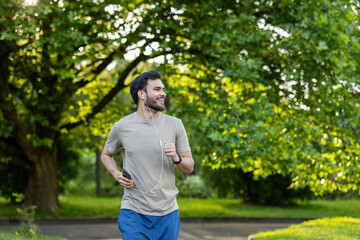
xmin=0 ymin=218 xmax=307 ymax=240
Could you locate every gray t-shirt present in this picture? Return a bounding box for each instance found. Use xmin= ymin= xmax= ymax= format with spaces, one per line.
xmin=105 ymin=112 xmax=191 ymax=216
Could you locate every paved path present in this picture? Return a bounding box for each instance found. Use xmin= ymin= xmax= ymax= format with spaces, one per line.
xmin=0 ymin=218 xmax=307 ymax=240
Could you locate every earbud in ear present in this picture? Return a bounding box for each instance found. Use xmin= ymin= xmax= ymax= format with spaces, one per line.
xmin=142 ymin=94 xmax=144 ymax=98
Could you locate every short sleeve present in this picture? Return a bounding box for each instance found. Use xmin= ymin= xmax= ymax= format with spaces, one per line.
xmin=104 ymin=123 xmax=122 ymax=154
xmin=175 ymin=120 xmax=191 ymax=153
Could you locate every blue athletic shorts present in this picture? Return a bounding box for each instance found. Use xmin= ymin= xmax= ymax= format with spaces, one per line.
xmin=118 ymin=209 xmax=181 ymax=240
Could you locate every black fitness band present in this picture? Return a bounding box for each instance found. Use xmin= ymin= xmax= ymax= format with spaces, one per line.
xmin=175 ymin=153 xmax=182 ymax=164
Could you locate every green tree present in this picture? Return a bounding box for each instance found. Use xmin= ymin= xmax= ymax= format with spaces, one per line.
xmin=164 ymin=0 xmax=360 ymax=195
xmin=0 ymin=0 xmax=203 ymax=211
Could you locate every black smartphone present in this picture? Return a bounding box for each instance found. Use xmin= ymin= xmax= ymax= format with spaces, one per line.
xmin=122 ymin=168 xmax=132 ymax=180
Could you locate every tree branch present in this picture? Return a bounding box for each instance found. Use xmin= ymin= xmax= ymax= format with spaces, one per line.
xmin=60 ymin=48 xmax=175 ymax=131
xmin=74 ymin=35 xmax=162 ymax=91
xmin=0 ymin=137 xmax=31 ymax=169
xmin=0 ymin=85 xmax=35 ymax=161
xmin=60 ymin=53 xmax=145 ymax=131
xmin=74 ymin=50 xmax=119 ymax=90
xmin=0 ymin=43 xmax=36 ymax=162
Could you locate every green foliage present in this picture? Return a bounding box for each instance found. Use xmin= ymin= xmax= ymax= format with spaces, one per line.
xmin=253 ymin=217 xmax=360 ymax=240
xmin=64 ymin=148 xmax=124 ymax=197
xmin=11 ymin=193 xmax=38 ymax=239
xmin=57 ymin=136 xmax=80 ymax=194
xmin=240 ymin=174 xmax=313 ymax=206
xmin=176 ymin=175 xmax=214 ymax=199
xmin=322 ymin=190 xmax=360 ymax=200
xmin=26 ymin=135 xmax=53 ymax=148
xmin=0 ymin=164 xmax=28 ymax=203
xmin=163 ymin=0 xmax=360 ymax=196
xmin=15 ymin=210 xmax=38 ymax=239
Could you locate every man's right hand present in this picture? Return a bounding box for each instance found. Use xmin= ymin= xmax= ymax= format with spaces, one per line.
xmin=117 ymin=171 xmax=134 ymax=189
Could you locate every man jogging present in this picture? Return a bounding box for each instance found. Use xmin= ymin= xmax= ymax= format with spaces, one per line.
xmin=101 ymin=70 xmax=194 ymax=239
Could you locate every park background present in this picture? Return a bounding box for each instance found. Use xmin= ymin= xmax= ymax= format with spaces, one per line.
xmin=0 ymin=0 xmax=360 ymax=239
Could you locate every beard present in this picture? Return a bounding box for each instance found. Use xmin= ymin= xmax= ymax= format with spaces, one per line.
xmin=145 ymin=95 xmax=166 ymax=112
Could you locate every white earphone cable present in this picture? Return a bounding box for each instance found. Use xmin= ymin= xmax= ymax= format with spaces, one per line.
xmin=132 ymin=98 xmax=164 ymax=196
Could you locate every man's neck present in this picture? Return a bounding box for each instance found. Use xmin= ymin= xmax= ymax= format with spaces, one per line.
xmin=137 ymin=106 xmax=160 ymax=120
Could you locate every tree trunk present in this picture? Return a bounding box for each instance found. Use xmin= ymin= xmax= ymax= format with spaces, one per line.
xmin=24 ymin=146 xmax=59 ymax=212
xmin=95 ymin=148 xmax=101 ymax=196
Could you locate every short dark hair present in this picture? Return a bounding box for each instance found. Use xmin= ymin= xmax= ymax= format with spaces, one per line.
xmin=130 ymin=70 xmax=161 ymax=104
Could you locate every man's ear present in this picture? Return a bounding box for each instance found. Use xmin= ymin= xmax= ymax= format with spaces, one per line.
xmin=138 ymin=90 xmax=145 ymax=100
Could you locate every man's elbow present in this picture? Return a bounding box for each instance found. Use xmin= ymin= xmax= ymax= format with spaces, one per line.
xmin=185 ymin=162 xmax=194 ymax=175
xmin=100 ymin=152 xmax=112 ymax=164
xmin=100 ymin=152 xmax=106 ymax=164
xmin=101 ymin=148 xmax=113 ymax=164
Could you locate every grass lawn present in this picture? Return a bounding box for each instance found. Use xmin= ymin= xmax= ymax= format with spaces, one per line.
xmin=251 ymin=217 xmax=360 ymax=240
xmin=0 ymin=224 xmax=66 ymax=240
xmin=0 ymin=231 xmax=66 ymax=240
xmin=1 ymin=196 xmax=360 ymax=219
xmin=178 ymin=198 xmax=360 ymax=218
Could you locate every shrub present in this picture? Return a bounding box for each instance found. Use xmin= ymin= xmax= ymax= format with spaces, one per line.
xmin=177 ymin=175 xmax=214 ymax=198
xmin=204 ymin=167 xmax=313 ymax=205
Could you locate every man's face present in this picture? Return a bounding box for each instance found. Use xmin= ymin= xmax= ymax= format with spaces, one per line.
xmin=144 ymin=79 xmax=166 ymax=111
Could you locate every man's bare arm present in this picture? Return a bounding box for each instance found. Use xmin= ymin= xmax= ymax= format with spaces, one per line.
xmin=163 ymin=141 xmax=194 ymax=174
xmin=101 ymin=146 xmax=133 ymax=189
xmin=175 ymin=151 xmax=194 ymax=175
